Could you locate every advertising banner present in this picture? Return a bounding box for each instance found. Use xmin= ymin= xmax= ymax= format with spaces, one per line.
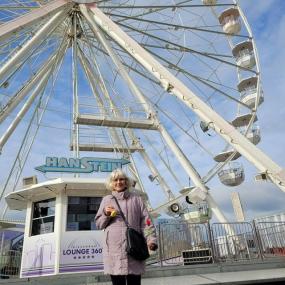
xmin=59 ymin=231 xmax=104 ymax=274
xmin=20 ymin=233 xmax=56 ymax=278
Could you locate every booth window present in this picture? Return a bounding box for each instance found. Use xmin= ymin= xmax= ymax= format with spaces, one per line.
xmin=31 ymin=198 xmax=55 ymax=236
xmin=66 ymin=197 xmax=102 ymax=231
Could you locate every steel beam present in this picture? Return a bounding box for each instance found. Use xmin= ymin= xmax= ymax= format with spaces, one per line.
xmin=0 ymin=7 xmax=70 ymax=81
xmin=0 ymin=0 xmax=73 ymax=42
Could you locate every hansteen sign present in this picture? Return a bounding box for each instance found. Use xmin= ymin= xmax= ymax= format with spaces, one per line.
xmin=35 ymin=157 xmax=130 ymax=173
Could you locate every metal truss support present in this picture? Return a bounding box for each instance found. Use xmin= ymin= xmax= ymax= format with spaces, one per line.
xmin=0 ymin=7 xmax=70 ymax=82
xmin=0 ymin=40 xmax=69 ymax=153
xmin=0 ymin=41 xmax=69 ymax=217
xmin=0 ymin=0 xmax=72 ymax=42
xmin=0 ymin=51 xmax=63 ymax=124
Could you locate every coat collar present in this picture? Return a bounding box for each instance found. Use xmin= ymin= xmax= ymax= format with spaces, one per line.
xmin=111 ymin=189 xmax=130 ymax=200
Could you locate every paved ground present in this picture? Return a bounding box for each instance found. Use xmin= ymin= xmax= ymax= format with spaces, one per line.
xmin=141 ymin=268 xmax=285 ymax=284
xmin=2 ymin=262 xmax=285 ymax=284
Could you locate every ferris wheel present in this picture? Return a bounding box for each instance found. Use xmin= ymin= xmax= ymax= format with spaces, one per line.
xmin=0 ymin=0 xmax=284 ymax=226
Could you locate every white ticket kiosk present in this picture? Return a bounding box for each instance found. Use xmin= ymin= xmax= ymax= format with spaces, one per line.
xmin=5 ymin=178 xmax=108 ymax=278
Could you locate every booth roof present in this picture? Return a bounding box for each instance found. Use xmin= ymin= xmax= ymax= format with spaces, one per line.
xmin=5 ymin=177 xmax=107 ymax=211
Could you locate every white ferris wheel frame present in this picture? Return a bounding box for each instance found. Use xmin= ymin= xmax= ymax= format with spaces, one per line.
xmin=0 ymin=1 xmax=284 ymax=233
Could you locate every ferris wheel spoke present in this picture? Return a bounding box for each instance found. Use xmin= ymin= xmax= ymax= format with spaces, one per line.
xmin=101 ymin=3 xmax=235 ymax=10
xmin=0 ymin=0 xmax=72 ymax=42
xmin=150 ymin=100 xmax=215 ymax=158
xmin=108 ymin=11 xmax=249 ymax=39
xmin=142 ymin=45 xmax=250 ymax=109
xmin=116 ymin=21 xmax=255 ymax=73
xmin=0 ymin=8 xmax=70 ymax=83
xmin=0 ymin=45 xmax=66 ymax=208
xmin=103 ymin=0 xmax=199 ymax=25
xmin=0 ymin=50 xmax=65 ymax=124
xmin=0 ymin=35 xmax=69 ymax=152
xmin=0 ymin=5 xmax=39 ymax=10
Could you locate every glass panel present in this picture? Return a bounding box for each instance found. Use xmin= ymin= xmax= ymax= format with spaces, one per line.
xmin=31 ymin=198 xmax=55 ymax=236
xmin=66 ymin=196 xmax=102 ymax=231
xmin=33 ymin=198 xmax=55 ymax=219
xmin=31 ymin=216 xmax=54 ymax=236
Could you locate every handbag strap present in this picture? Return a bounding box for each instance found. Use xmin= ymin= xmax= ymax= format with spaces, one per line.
xmin=112 ymin=195 xmax=129 ymax=227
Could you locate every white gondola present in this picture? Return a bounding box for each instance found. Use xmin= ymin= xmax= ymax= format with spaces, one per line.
xmin=218 ymin=8 xmax=241 ymax=35
xmin=214 ymin=150 xmax=241 ymax=162
xmin=238 ymin=77 xmax=264 ymax=108
xmin=245 ymin=125 xmax=261 ymax=145
xmin=232 ymin=41 xmax=256 ymax=69
xmin=218 ymin=162 xmax=245 ymax=187
xmin=231 ymin=113 xmax=258 ymax=128
xmin=202 ymin=0 xmax=217 ymax=5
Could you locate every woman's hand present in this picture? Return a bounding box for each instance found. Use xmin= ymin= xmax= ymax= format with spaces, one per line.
xmin=104 ymin=206 xmax=116 ymax=216
xmin=148 ymin=243 xmax=158 ymax=251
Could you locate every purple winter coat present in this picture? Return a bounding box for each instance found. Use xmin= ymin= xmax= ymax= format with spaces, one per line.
xmin=95 ymin=189 xmax=157 ymax=275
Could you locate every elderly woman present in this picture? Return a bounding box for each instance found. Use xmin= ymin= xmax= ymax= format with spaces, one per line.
xmin=95 ymin=169 xmax=157 ymax=285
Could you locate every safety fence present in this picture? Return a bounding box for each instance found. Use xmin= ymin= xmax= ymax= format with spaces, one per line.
xmin=151 ymin=221 xmax=285 ymax=267
xmin=255 ymin=222 xmax=285 ymax=258
xmin=1 ymin=221 xmax=284 ymax=278
xmin=0 ymin=250 xmax=21 ymax=279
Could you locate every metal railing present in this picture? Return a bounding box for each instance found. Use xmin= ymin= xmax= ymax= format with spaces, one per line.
xmin=0 ymin=250 xmax=21 ymax=279
xmin=255 ymin=222 xmax=285 ymax=258
xmin=148 ymin=221 xmax=285 ymax=267
xmin=1 ymin=221 xmax=284 ymax=277
xmin=211 ymin=222 xmax=260 ymax=262
xmin=157 ymin=222 xmax=212 ymax=266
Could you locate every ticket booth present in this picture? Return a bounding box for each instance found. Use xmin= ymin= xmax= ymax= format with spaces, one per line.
xmin=5 ymin=178 xmax=108 ymax=278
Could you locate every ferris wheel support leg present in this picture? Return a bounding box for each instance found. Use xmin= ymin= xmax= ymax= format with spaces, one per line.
xmin=0 ymin=52 xmax=59 ymax=125
xmin=159 ymin=124 xmax=236 ymax=235
xmin=0 ymin=39 xmax=68 ymax=153
xmin=0 ymin=8 xmax=69 ymax=82
xmin=85 ymin=5 xmax=285 ymax=193
xmin=81 ymin=5 xmax=187 ymax=204
xmin=0 ymin=71 xmax=51 ymax=153
xmin=0 ymin=0 xmax=73 ymax=42
xmin=206 ymin=194 xmax=236 ymax=236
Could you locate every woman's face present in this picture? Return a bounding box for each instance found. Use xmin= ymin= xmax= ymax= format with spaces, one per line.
xmin=112 ymin=176 xmax=127 ymax=192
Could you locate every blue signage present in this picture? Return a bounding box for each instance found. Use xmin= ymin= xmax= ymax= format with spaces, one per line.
xmin=35 ymin=157 xmax=130 ymax=173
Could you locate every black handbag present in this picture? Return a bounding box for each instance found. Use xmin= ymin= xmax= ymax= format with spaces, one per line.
xmin=113 ymin=196 xmax=150 ymax=261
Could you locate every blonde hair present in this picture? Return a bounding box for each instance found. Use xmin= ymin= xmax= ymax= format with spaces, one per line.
xmin=106 ymin=169 xmax=130 ymax=191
